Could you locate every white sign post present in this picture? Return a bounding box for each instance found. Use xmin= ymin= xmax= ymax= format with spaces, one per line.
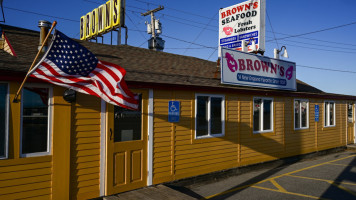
xmin=218 ymin=0 xmax=266 ymax=56
xmin=221 ymin=48 xmax=296 ymax=91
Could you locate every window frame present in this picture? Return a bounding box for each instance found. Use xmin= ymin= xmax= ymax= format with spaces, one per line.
xmin=294 ymin=99 xmax=309 ymax=130
xmin=20 ymin=84 xmax=53 ymax=158
xmin=253 ymin=97 xmax=274 ymax=134
xmin=324 ymin=101 xmax=336 ymax=128
xmin=0 ymin=83 xmax=9 ymax=159
xmin=195 ymin=93 xmax=225 ymax=139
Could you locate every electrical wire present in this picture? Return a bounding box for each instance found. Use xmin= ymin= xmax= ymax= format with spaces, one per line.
xmin=183 ymin=12 xmax=218 ymax=54
xmin=126 ymin=8 xmax=216 ymax=32
xmin=266 ymin=11 xmax=279 ymax=49
xmin=266 ymin=30 xmax=356 ymax=47
xmin=266 ymin=36 xmax=356 ymax=51
xmin=131 ymin=0 xmax=216 ymax=20
xmin=4 ymin=6 xmax=77 ymax=22
xmin=268 ymin=41 xmax=356 ymax=54
xmin=297 ymin=64 xmax=356 ymax=74
xmin=125 ymin=12 xmax=148 ymax=42
xmin=267 ymin=21 xmax=356 ymax=42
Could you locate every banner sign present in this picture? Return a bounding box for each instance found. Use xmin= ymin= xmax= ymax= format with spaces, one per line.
xmin=221 ymin=48 xmax=296 ymax=91
xmin=80 ymin=0 xmax=122 ymax=40
xmin=219 ymin=0 xmax=265 ymax=56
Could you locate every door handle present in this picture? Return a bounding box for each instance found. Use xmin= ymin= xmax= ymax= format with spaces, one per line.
xmin=110 ymin=128 xmax=113 ymax=141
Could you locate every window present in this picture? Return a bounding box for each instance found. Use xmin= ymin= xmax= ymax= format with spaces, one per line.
xmin=294 ymin=99 xmax=309 ymax=129
xmin=348 ymin=103 xmax=353 ymax=123
xmin=21 ymin=86 xmax=52 ymax=157
xmin=253 ymin=98 xmax=273 ymax=133
xmin=324 ymin=101 xmax=335 ymax=127
xmin=195 ymin=94 xmax=225 ymax=138
xmin=0 ymin=83 xmax=9 ymax=159
xmin=114 ymin=94 xmax=142 ymax=142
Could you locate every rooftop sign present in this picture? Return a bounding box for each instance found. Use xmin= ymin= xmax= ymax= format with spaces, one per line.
xmin=218 ymin=0 xmax=265 ymax=55
xmin=221 ymin=48 xmax=296 ymax=91
xmin=80 ymin=0 xmax=122 ymax=40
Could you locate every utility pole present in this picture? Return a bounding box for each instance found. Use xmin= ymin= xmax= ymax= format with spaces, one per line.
xmin=141 ymin=6 xmax=164 ymax=51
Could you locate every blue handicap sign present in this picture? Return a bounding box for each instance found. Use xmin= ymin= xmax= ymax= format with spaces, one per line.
xmin=168 ymin=101 xmax=180 ymax=123
xmin=315 ymin=105 xmax=319 ymax=122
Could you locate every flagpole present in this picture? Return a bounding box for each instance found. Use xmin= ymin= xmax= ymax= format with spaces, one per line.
xmin=13 ymin=21 xmax=57 ymax=103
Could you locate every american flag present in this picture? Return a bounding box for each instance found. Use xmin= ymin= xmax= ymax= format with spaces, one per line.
xmin=29 ymin=30 xmax=139 ymax=110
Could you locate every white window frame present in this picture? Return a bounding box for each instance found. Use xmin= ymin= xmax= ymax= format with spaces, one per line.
xmin=20 ymin=84 xmax=53 ymax=158
xmin=324 ymin=101 xmax=336 ymax=128
xmin=195 ymin=94 xmax=225 ymax=139
xmin=294 ymin=99 xmax=309 ymax=130
xmin=253 ymin=97 xmax=274 ymax=134
xmin=0 ymin=83 xmax=9 ymax=159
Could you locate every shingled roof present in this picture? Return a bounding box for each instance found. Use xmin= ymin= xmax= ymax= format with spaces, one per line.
xmin=0 ymin=24 xmax=329 ymax=95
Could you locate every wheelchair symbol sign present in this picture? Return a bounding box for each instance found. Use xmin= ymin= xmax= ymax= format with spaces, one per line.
xmin=168 ymin=101 xmax=180 ymax=122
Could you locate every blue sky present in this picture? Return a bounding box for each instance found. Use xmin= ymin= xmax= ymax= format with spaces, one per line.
xmin=2 ymin=0 xmax=356 ymax=96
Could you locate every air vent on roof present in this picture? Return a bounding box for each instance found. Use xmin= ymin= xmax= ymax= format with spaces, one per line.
xmin=38 ymin=20 xmax=51 ymax=52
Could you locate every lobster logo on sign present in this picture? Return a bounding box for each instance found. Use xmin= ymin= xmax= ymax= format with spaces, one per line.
xmin=225 ymin=52 xmax=238 ymax=72
xmin=223 ymin=26 xmax=233 ymax=36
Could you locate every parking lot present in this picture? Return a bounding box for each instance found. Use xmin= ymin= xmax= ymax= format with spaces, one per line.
xmin=187 ymin=151 xmax=356 ymax=200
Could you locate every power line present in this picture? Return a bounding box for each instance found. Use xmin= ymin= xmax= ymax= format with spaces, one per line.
xmin=183 ymin=12 xmax=218 ymax=54
xmin=267 ymin=21 xmax=356 ymax=42
xmin=266 ymin=30 xmax=356 ymax=47
xmin=4 ymin=6 xmax=77 ymax=22
xmin=126 ymin=8 xmax=216 ymax=32
xmin=266 ymin=11 xmax=279 ymax=49
xmin=131 ymin=0 xmax=216 ymax=20
xmin=269 ymin=41 xmax=356 ymax=54
xmin=125 ymin=12 xmax=148 ymax=42
xmin=266 ymin=36 xmax=356 ymax=51
xmin=161 ymin=33 xmax=217 ymax=50
xmin=297 ymin=64 xmax=356 ymax=74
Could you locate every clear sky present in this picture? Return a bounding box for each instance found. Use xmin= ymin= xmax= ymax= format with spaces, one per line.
xmin=2 ymin=0 xmax=356 ymax=96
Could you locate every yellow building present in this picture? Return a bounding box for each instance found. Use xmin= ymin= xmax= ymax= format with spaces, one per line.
xmin=0 ymin=24 xmax=355 ymax=200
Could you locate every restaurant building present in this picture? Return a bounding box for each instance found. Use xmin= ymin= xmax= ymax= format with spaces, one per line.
xmin=0 ymin=24 xmax=356 ymax=200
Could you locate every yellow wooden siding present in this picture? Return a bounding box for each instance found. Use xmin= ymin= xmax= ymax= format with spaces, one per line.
xmin=153 ymin=91 xmax=174 ymax=184
xmin=0 ymin=157 xmax=52 ymax=199
xmin=70 ymin=93 xmax=101 ymax=200
xmin=152 ymin=90 xmax=349 ymax=186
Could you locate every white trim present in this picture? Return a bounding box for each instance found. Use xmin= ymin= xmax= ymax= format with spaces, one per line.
xmin=294 ymin=99 xmax=309 ymax=130
xmin=324 ymin=101 xmax=336 ymax=128
xmin=147 ymin=89 xmax=153 ymax=186
xmin=0 ymin=83 xmax=9 ymax=159
xmin=253 ymin=97 xmax=274 ymax=134
xmin=20 ymin=84 xmax=53 ymax=158
xmin=354 ymin=101 xmax=356 ymax=144
xmin=100 ymin=100 xmax=106 ymax=196
xmin=194 ymin=93 xmax=225 ymax=139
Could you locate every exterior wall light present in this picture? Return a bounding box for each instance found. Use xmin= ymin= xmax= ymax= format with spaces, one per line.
xmin=274 ymin=46 xmax=288 ymax=59
xmin=241 ymin=37 xmax=265 ymax=55
xmin=63 ymin=89 xmax=76 ymax=103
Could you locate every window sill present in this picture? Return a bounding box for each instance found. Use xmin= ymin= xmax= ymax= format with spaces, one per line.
xmin=195 ymin=134 xmax=224 ymax=140
xmin=20 ymin=151 xmax=51 ymax=158
xmin=253 ymin=130 xmax=273 ymax=134
xmin=194 ymin=134 xmax=225 ymax=144
xmin=323 ymin=125 xmax=336 ymax=128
